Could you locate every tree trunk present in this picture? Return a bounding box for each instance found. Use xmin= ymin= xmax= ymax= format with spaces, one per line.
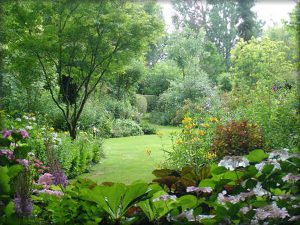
xmin=69 ymin=126 xmax=77 ymax=140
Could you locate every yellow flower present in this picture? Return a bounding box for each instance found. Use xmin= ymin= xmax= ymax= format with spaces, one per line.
xmin=49 ymin=127 xmax=54 ymax=131
xmin=198 ymin=130 xmax=206 ymax=136
xmin=64 ymin=131 xmax=68 ymax=135
xmin=176 ymin=140 xmax=183 ymax=145
xmin=201 ymin=123 xmax=210 ymax=128
xmin=182 ymin=117 xmax=193 ymax=124
xmin=184 ymin=125 xmax=193 ymax=130
xmin=191 ymin=137 xmax=199 ymax=142
xmin=206 ymin=152 xmax=216 ymax=160
xmin=156 ymin=131 xmax=163 ymax=137
xmin=209 ymin=117 xmax=219 ymax=123
xmin=145 ymin=148 xmax=152 ymax=156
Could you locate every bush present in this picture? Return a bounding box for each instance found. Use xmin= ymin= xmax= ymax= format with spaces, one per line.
xmin=138 ymin=60 xmax=179 ymax=96
xmin=144 ymin=95 xmax=158 ymax=112
xmin=111 ymin=119 xmax=144 ymax=137
xmin=0 ymin=110 xmax=6 ymax=130
xmin=211 ymin=120 xmax=263 ymax=159
xmin=140 ymin=122 xmax=157 ymax=135
xmin=165 ymin=116 xmax=219 ymax=173
xmin=226 ymin=82 xmax=299 ymax=149
xmin=56 ymin=134 xmax=104 ymax=178
xmin=106 ymin=98 xmax=142 ymax=122
xmin=151 ymin=74 xmax=218 ymax=125
xmin=135 ymin=94 xmax=147 ymax=114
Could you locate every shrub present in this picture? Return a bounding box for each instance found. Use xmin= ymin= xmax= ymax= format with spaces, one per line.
xmin=224 ymin=82 xmax=299 ymax=150
xmin=144 ymin=95 xmax=158 ymax=112
xmin=111 ymin=119 xmax=144 ymax=137
xmin=152 ymin=74 xmax=217 ymax=125
xmin=211 ymin=120 xmax=263 ymax=159
xmin=140 ymin=122 xmax=157 ymax=135
xmin=56 ymin=134 xmax=104 ymax=178
xmin=0 ymin=110 xmax=6 ymax=130
xmin=165 ymin=116 xmax=219 ymax=173
xmin=135 ymin=94 xmax=147 ymax=114
xmin=106 ymin=98 xmax=142 ymax=122
xmin=138 ymin=60 xmax=179 ymax=96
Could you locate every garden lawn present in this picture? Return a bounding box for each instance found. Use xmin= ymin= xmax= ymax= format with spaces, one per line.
xmin=79 ymin=125 xmax=180 ymax=184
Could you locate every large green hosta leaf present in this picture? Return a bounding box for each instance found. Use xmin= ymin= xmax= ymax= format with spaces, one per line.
xmin=81 ymin=182 xmax=153 ymax=220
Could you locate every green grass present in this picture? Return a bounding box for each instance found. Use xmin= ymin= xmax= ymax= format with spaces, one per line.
xmin=79 ymin=125 xmax=180 ymax=184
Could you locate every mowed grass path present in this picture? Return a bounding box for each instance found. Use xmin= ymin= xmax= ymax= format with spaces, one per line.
xmin=80 ymin=126 xmax=180 ymax=184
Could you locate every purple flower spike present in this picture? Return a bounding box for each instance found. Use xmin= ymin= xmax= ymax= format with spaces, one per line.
xmin=52 ymin=170 xmax=68 ymax=188
xmin=2 ymin=129 xmax=11 ymax=138
xmin=13 ymin=195 xmax=32 ymax=216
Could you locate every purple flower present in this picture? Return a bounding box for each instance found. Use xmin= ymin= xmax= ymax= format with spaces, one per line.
xmin=2 ymin=129 xmax=11 ymax=138
xmin=19 ymin=129 xmax=29 ymax=139
xmin=16 ymin=159 xmax=29 ymax=168
xmin=186 ymin=186 xmax=212 ymax=193
xmin=52 ymin=169 xmax=68 ymax=188
xmin=38 ymin=173 xmax=54 ymax=186
xmin=13 ymin=195 xmax=32 ymax=216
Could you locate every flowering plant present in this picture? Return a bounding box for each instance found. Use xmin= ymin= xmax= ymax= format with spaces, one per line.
xmin=165 ymin=116 xmax=219 ymax=173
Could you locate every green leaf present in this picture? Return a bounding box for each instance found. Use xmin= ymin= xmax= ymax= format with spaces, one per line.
xmin=0 ymin=166 xmax=10 ymax=194
xmin=0 ymin=138 xmax=11 ymax=147
xmin=177 ymin=195 xmax=197 ymax=210
xmin=14 ymin=145 xmax=31 ymax=159
xmin=8 ymin=164 xmax=23 ymax=178
xmin=246 ymin=149 xmax=268 ymax=163
xmin=216 ymin=206 xmax=228 ymax=218
xmin=212 ymin=166 xmax=227 ymax=175
xmin=4 ymin=201 xmax=15 ymax=217
xmin=199 ymin=179 xmax=216 ymax=189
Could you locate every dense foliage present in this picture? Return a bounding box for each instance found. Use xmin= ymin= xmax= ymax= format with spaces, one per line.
xmin=0 ymin=0 xmax=299 ymax=224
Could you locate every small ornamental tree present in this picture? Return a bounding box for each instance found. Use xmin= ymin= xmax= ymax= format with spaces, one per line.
xmin=6 ymin=0 xmax=163 ymax=139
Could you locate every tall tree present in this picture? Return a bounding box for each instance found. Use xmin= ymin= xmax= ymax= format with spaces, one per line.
xmin=237 ymin=0 xmax=262 ymax=41
xmin=6 ymin=0 xmax=163 ymax=139
xmin=206 ymin=0 xmax=239 ymax=69
xmin=171 ymin=0 xmax=207 ymax=32
xmin=0 ymin=2 xmax=6 ymax=105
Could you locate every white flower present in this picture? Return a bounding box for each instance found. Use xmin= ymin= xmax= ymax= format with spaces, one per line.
xmin=268 ymin=149 xmax=290 ymax=161
xmin=196 ymin=215 xmax=215 ymax=221
xmin=186 ymin=186 xmax=212 ymax=193
xmin=240 ymin=206 xmax=251 ymax=214
xmin=282 ymin=173 xmax=300 ymax=182
xmin=153 ymin=194 xmax=177 ymax=202
xmin=218 ymin=156 xmax=249 ymax=171
xmin=255 ymin=159 xmax=281 ymax=172
xmin=254 ymin=202 xmax=289 ymax=220
xmin=16 ymin=118 xmax=22 ymax=122
xmin=25 ymin=125 xmax=33 ymax=130
xmin=172 ymin=209 xmax=195 ymax=221
xmin=23 ymin=115 xmax=29 ymax=120
xmin=252 ymin=182 xmax=269 ymax=196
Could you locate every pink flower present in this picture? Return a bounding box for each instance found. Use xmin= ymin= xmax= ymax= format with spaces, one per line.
xmin=19 ymin=129 xmax=29 ymax=139
xmin=38 ymin=173 xmax=53 ymax=186
xmin=0 ymin=150 xmax=14 ymax=160
xmin=16 ymin=159 xmax=29 ymax=168
xmin=2 ymin=129 xmax=11 ymax=138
